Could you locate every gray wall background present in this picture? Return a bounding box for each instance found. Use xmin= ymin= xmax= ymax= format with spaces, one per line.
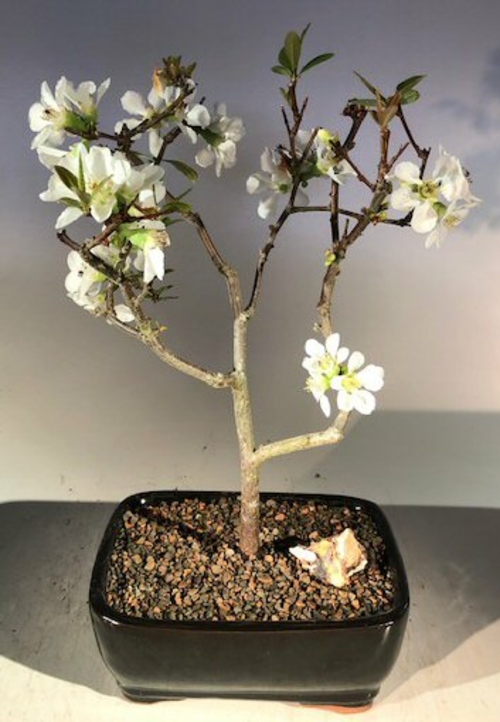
xmin=1 ymin=0 xmax=500 ymax=503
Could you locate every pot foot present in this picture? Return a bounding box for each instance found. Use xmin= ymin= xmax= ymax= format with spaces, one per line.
xmin=298 ymin=703 xmax=372 ymax=714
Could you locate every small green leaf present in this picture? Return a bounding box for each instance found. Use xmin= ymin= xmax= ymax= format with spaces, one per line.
xmin=54 ymin=165 xmax=80 ymax=192
xmin=401 ymin=89 xmax=421 ymax=105
xmin=300 ymin=53 xmax=335 ymax=74
xmin=354 ymin=72 xmax=386 ymax=102
xmin=60 ymin=197 xmax=82 ymax=208
xmin=278 ymin=47 xmax=293 ymax=73
xmin=396 ymin=74 xmax=426 ymax=93
xmin=164 ymin=200 xmax=193 ymax=214
xmin=161 ymin=217 xmax=182 ymax=228
xmin=280 ymin=86 xmax=292 ymax=106
xmin=197 ymin=127 xmax=224 ymax=146
xmin=284 ymin=30 xmax=302 ymax=73
xmin=166 ymin=159 xmax=199 ymax=182
xmin=300 ymin=23 xmax=311 ymax=42
xmin=347 ymin=97 xmax=379 ymax=108
xmin=272 ymin=64 xmax=292 ymax=77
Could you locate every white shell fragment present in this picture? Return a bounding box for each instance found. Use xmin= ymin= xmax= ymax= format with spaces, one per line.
xmin=289 ymin=528 xmax=368 ymax=588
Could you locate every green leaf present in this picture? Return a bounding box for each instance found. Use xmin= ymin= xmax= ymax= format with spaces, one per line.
xmin=161 ymin=217 xmax=182 ymax=228
xmin=401 ymin=89 xmax=421 ymax=105
xmin=354 ymin=72 xmax=386 ymax=102
xmin=278 ymin=47 xmax=293 ymax=73
xmin=54 ymin=165 xmax=80 ymax=192
xmin=280 ymin=86 xmax=292 ymax=107
xmin=59 ymin=197 xmax=82 ymax=208
xmin=272 ymin=64 xmax=292 ymax=77
xmin=300 ymin=23 xmax=311 ymax=42
xmin=166 ymin=159 xmax=199 ymax=182
xmin=347 ymin=97 xmax=379 ymax=108
xmin=164 ymin=200 xmax=193 ymax=214
xmin=284 ymin=30 xmax=302 ymax=73
xmin=197 ymin=127 xmax=224 ymax=146
xmin=300 ymin=52 xmax=335 ymax=74
xmin=396 ymin=74 xmax=426 ymax=93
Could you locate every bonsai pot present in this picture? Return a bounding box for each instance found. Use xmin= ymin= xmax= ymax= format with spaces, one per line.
xmin=89 ymin=491 xmax=409 ymax=707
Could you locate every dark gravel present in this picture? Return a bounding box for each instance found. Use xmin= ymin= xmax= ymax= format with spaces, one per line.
xmin=105 ymin=496 xmax=397 ymax=622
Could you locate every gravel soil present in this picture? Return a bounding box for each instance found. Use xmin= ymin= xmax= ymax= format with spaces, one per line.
xmin=105 ymin=496 xmax=397 ymax=623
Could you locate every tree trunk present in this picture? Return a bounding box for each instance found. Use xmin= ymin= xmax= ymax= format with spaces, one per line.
xmin=232 ymin=314 xmax=260 ymax=556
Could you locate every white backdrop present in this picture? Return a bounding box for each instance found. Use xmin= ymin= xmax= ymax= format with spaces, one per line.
xmin=1 ymin=0 xmax=500 ymax=502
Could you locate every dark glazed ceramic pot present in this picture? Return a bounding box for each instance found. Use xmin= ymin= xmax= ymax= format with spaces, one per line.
xmin=89 ymin=491 xmax=409 ymax=707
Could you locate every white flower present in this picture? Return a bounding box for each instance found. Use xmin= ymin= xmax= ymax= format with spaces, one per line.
xmin=64 ymin=250 xmax=135 ymax=324
xmin=121 ymin=219 xmax=171 ymax=284
xmin=247 ymin=147 xmax=309 ymax=219
xmin=389 ymin=148 xmax=480 ymax=246
xmin=39 ymin=143 xmax=166 ymax=229
xmin=314 ymin=129 xmax=356 ymax=184
xmin=330 ymin=352 xmax=384 ymax=415
xmin=116 ymin=82 xmax=210 ymax=155
xmin=302 ymin=334 xmax=349 ymax=417
xmin=303 ymin=333 xmax=384 ymax=417
xmin=424 ymin=199 xmax=474 ymax=249
xmin=64 ymin=250 xmax=105 ymax=312
xmin=29 ymin=77 xmax=109 ymax=149
xmin=195 ymin=103 xmax=245 ymax=176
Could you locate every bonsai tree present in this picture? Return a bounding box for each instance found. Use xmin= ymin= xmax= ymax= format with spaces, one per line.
xmin=29 ymin=27 xmax=479 ymax=556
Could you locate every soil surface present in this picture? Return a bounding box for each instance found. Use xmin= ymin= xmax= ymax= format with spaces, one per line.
xmin=105 ymin=496 xmax=397 ymax=622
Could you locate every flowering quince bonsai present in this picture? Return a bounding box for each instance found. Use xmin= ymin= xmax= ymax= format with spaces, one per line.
xmin=29 ymin=27 xmax=480 ymax=557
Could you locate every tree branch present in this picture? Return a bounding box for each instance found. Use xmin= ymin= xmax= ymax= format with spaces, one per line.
xmin=254 ymin=411 xmax=351 ymax=465
xmin=120 ymin=281 xmax=234 ymax=389
xmin=184 ymin=211 xmax=243 ymax=318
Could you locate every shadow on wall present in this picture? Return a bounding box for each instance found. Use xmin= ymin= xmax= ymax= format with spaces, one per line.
xmin=0 ymin=500 xmax=499 ymax=700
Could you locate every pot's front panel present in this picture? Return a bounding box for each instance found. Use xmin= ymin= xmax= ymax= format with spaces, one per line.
xmin=92 ymin=611 xmax=407 ymax=702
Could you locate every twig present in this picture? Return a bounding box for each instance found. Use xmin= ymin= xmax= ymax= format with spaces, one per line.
xmin=185 ymin=211 xmax=243 ymax=318
xmin=254 ymin=411 xmax=351 ymax=464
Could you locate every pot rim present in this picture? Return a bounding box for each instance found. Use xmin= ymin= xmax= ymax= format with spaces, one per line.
xmin=89 ymin=490 xmax=410 ymax=631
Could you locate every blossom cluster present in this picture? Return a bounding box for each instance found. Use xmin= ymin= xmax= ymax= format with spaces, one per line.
xmin=29 ymin=52 xmax=480 ymax=426
xmin=246 ymin=133 xmax=478 ymax=254
xmin=246 ymin=128 xmax=355 ymax=219
xmin=302 ymin=334 xmax=384 ymax=416
xmin=29 ymin=72 xmax=245 ymax=320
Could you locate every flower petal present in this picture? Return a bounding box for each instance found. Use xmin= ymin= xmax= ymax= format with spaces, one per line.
xmin=348 ymin=351 xmax=365 ymax=372
xmin=115 ymin=304 xmax=135 ymax=323
xmin=185 ymin=104 xmax=211 ymax=128
xmin=55 ymin=206 xmax=83 ymax=230
xmin=325 ymin=333 xmax=340 ymax=358
xmin=305 ymin=339 xmax=326 ymax=358
xmin=393 ymin=161 xmax=420 ymax=183
xmin=121 ymin=90 xmax=148 ymax=116
xmin=411 ymin=201 xmax=438 ymax=234
xmin=353 ymin=390 xmax=376 ymax=415
xmin=336 ymin=388 xmax=354 ymax=412
xmin=357 ymin=364 xmax=385 ymax=392
xmin=319 ymin=394 xmax=331 ymax=418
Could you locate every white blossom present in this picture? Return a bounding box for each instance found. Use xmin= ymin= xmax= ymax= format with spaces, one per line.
xmin=195 ymin=103 xmax=245 ymax=176
xmin=247 ymin=147 xmax=308 ymax=219
xmin=314 ymin=129 xmax=356 ymax=184
xmin=330 ymin=352 xmax=384 ymax=415
xmin=303 ymin=333 xmax=384 ymax=417
xmin=39 ymin=143 xmax=166 ymax=229
xmin=64 ymin=250 xmax=105 ymax=312
xmin=121 ymin=219 xmax=171 ymax=284
xmin=389 ymin=147 xmax=480 ymax=246
xmin=29 ymin=76 xmax=110 ymax=149
xmin=116 ymin=82 xmax=210 ymax=155
xmin=64 ymin=250 xmax=136 ymax=323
